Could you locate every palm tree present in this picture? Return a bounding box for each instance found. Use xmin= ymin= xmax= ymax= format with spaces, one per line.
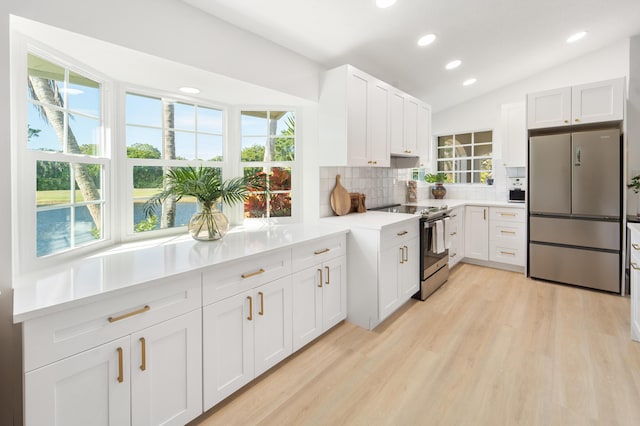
xmin=28 ymin=76 xmax=102 ymax=230
xmin=161 ymin=101 xmax=176 ymax=228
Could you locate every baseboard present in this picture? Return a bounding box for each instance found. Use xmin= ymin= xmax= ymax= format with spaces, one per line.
xmin=461 ymin=258 xmax=525 ymax=274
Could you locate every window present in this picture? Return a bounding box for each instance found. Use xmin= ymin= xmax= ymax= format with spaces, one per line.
xmin=27 ymin=54 xmax=107 ymax=257
xmin=125 ymin=92 xmax=224 ymax=233
xmin=436 ymin=130 xmax=493 ymax=184
xmin=240 ymin=111 xmax=295 ymax=219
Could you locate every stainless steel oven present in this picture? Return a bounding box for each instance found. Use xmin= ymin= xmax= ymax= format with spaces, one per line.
xmin=369 ymin=204 xmax=451 ymax=300
xmin=416 ymin=209 xmax=451 ymax=300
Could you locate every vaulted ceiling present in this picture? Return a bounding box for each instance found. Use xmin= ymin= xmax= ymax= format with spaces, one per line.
xmin=182 ymin=0 xmax=640 ymax=112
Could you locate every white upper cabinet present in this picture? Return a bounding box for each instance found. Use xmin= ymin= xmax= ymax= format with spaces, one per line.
xmin=527 ymin=78 xmax=624 ymax=129
xmin=320 ymin=65 xmax=390 ymax=167
xmin=320 ymin=64 xmax=431 ymax=167
xmin=500 ymin=102 xmax=526 ymax=166
xmin=571 ymin=78 xmax=624 ymax=125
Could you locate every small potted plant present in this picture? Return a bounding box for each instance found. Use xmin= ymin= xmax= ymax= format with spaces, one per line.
xmin=144 ymin=166 xmax=265 ymax=241
xmin=425 ymin=172 xmax=447 ymax=199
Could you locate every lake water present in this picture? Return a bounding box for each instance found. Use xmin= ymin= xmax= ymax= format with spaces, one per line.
xmin=37 ymin=202 xmax=197 ymax=257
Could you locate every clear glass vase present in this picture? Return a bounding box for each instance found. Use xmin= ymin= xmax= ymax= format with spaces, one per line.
xmin=188 ymin=204 xmax=229 ymax=241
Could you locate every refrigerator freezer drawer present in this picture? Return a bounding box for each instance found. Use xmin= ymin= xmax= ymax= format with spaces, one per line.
xmin=529 ymin=217 xmax=619 ymax=250
xmin=529 ymin=243 xmax=619 ymax=292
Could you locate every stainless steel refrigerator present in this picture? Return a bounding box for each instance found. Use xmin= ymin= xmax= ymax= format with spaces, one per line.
xmin=528 ymin=128 xmax=621 ymax=292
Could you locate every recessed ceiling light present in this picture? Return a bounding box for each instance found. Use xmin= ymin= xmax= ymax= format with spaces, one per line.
xmin=376 ymin=0 xmax=397 ymax=8
xmin=445 ymin=60 xmax=462 ymax=70
xmin=417 ymin=34 xmax=436 ymax=47
xmin=567 ymin=31 xmax=587 ymax=43
xmin=463 ymin=78 xmax=477 ymax=86
xmin=179 ymin=87 xmax=200 ymax=94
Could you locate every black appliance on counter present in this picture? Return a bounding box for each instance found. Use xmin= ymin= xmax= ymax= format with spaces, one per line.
xmin=369 ymin=204 xmax=452 ymax=300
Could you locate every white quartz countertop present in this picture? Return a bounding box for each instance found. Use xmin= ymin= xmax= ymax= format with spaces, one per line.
xmin=408 ymin=199 xmax=527 ymax=209
xmin=13 ymin=223 xmax=349 ymax=323
xmin=320 ymin=211 xmax=420 ymax=230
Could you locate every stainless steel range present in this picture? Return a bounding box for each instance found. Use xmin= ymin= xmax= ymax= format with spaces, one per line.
xmin=369 ymin=204 xmax=452 ymax=300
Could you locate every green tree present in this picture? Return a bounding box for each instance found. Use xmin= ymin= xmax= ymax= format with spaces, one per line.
xmin=241 ymin=144 xmax=266 ymax=162
xmin=128 ymin=143 xmax=163 ymax=189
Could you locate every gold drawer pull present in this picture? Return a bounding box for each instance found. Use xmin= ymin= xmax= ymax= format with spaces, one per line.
xmin=632 ymin=262 xmax=640 ymax=270
xmin=633 ymin=243 xmax=640 ymax=250
xmin=500 ymin=251 xmax=516 ymax=256
xmin=317 ymin=268 xmax=323 ymax=288
xmin=500 ymin=230 xmax=516 ymax=235
xmin=399 ymin=247 xmax=404 ymax=264
xmin=397 ymin=231 xmax=408 ymax=236
xmin=314 ymin=248 xmax=330 ymax=255
xmin=325 ymin=266 xmax=330 ymax=285
xmin=241 ymin=268 xmax=265 ymax=279
xmin=258 ymin=292 xmax=265 ymax=316
xmin=117 ymin=347 xmax=124 ymax=383
xmin=450 ymin=232 xmax=457 ymax=236
xmin=450 ymin=253 xmax=457 ymax=258
xmin=451 ymin=214 xmax=457 ymax=218
xmin=108 ymin=305 xmax=150 ymax=323
xmin=247 ymin=296 xmax=253 ymax=321
xmin=140 ymin=338 xmax=146 ymax=371
xmin=500 ymin=212 xmax=517 ymax=217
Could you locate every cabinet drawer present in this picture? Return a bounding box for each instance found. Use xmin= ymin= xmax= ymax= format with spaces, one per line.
xmin=23 ymin=272 xmax=201 ymax=372
xmin=203 ymin=248 xmax=291 ymax=306
xmin=490 ymin=244 xmax=525 ymax=266
xmin=380 ymin=218 xmax=419 ymax=250
xmin=292 ymin=234 xmax=346 ymax=272
xmin=490 ymin=207 xmax=525 ymax=223
xmin=490 ymin=222 xmax=525 ymax=245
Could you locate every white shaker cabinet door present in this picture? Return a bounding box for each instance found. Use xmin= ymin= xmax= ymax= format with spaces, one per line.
xmin=254 ymin=276 xmax=293 ymax=377
xmin=131 ymin=310 xmax=202 ymax=426
xmin=322 ymin=256 xmax=348 ymax=330
xmin=400 ymin=236 xmax=420 ymax=299
xmin=630 ymin=230 xmax=640 ymax=342
xmin=526 ymin=86 xmax=571 ymax=129
xmin=465 ymin=206 xmax=489 ymax=261
xmin=25 ymin=336 xmax=131 ymax=426
xmin=379 ymin=244 xmax=402 ymax=320
xmin=292 ymin=266 xmax=323 ymax=351
xmin=203 ymin=291 xmax=254 ymax=410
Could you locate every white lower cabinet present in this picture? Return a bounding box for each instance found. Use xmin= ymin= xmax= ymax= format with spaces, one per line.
xmin=25 ymin=336 xmax=131 ymax=426
xmin=448 ymin=207 xmax=464 ymax=267
xmin=203 ymin=276 xmax=292 ymax=410
xmin=23 ymin=278 xmax=203 ymax=426
xmin=464 ymin=205 xmax=525 ymax=268
xmin=465 ymin=206 xmax=489 ymax=261
xmin=629 ymin=227 xmax=640 ymax=342
xmin=344 ymin=216 xmax=420 ymax=330
xmin=291 ymin=255 xmax=347 ymax=351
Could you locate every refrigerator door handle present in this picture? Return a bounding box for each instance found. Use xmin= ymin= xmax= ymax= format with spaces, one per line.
xmin=575 ymin=146 xmax=581 ymax=166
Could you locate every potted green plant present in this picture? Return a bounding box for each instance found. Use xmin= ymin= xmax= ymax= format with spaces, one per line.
xmin=144 ymin=166 xmax=265 ymax=241
xmin=425 ymin=172 xmax=447 ymax=199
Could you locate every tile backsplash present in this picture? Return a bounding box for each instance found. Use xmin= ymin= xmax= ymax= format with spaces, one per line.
xmin=319 ymin=166 xmax=509 ymax=217
xmin=319 ymin=167 xmax=408 ymax=217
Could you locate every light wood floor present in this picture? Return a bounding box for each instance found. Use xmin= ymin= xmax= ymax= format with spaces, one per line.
xmin=192 ymin=264 xmax=640 ymax=426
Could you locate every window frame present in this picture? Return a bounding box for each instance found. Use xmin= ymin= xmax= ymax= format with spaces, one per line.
xmin=237 ymin=108 xmax=299 ymax=223
xmin=120 ymin=85 xmax=229 ymax=240
xmin=12 ymin=37 xmax=114 ymax=275
xmin=434 ymin=129 xmax=494 ymax=184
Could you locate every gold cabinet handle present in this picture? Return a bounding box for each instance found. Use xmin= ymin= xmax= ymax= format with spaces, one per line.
xmin=632 ymin=262 xmax=640 ymax=270
xmin=108 ymin=305 xmax=150 ymax=323
xmin=450 ymin=231 xmax=457 ymax=236
xmin=314 ymin=248 xmax=330 ymax=255
xmin=247 ymin=296 xmax=253 ymax=321
xmin=258 ymin=292 xmax=264 ymax=316
xmin=500 ymin=230 xmax=516 ymax=235
xmin=140 ymin=337 xmax=146 ymax=371
xmin=500 ymin=251 xmax=516 ymax=256
xmin=397 ymin=230 xmax=408 ymax=236
xmin=564 ymin=119 xmax=569 ymax=123
xmin=404 ymin=149 xmax=412 ymax=153
xmin=451 ymin=214 xmax=457 ymax=218
xmin=403 ymin=246 xmax=409 ymax=263
xmin=483 ymin=209 xmax=487 ymax=220
xmin=325 ymin=266 xmax=330 ymax=285
xmin=117 ymin=347 xmax=124 ymax=383
xmin=241 ymin=268 xmax=265 ymax=279
xmin=633 ymin=243 xmax=640 ymax=250
xmin=317 ymin=268 xmax=323 ymax=288
xmin=575 ymin=118 xmax=580 ymax=122
xmin=450 ymin=253 xmax=457 ymax=258
xmin=500 ymin=212 xmax=516 ymax=217
xmin=399 ymin=247 xmax=404 ymax=264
